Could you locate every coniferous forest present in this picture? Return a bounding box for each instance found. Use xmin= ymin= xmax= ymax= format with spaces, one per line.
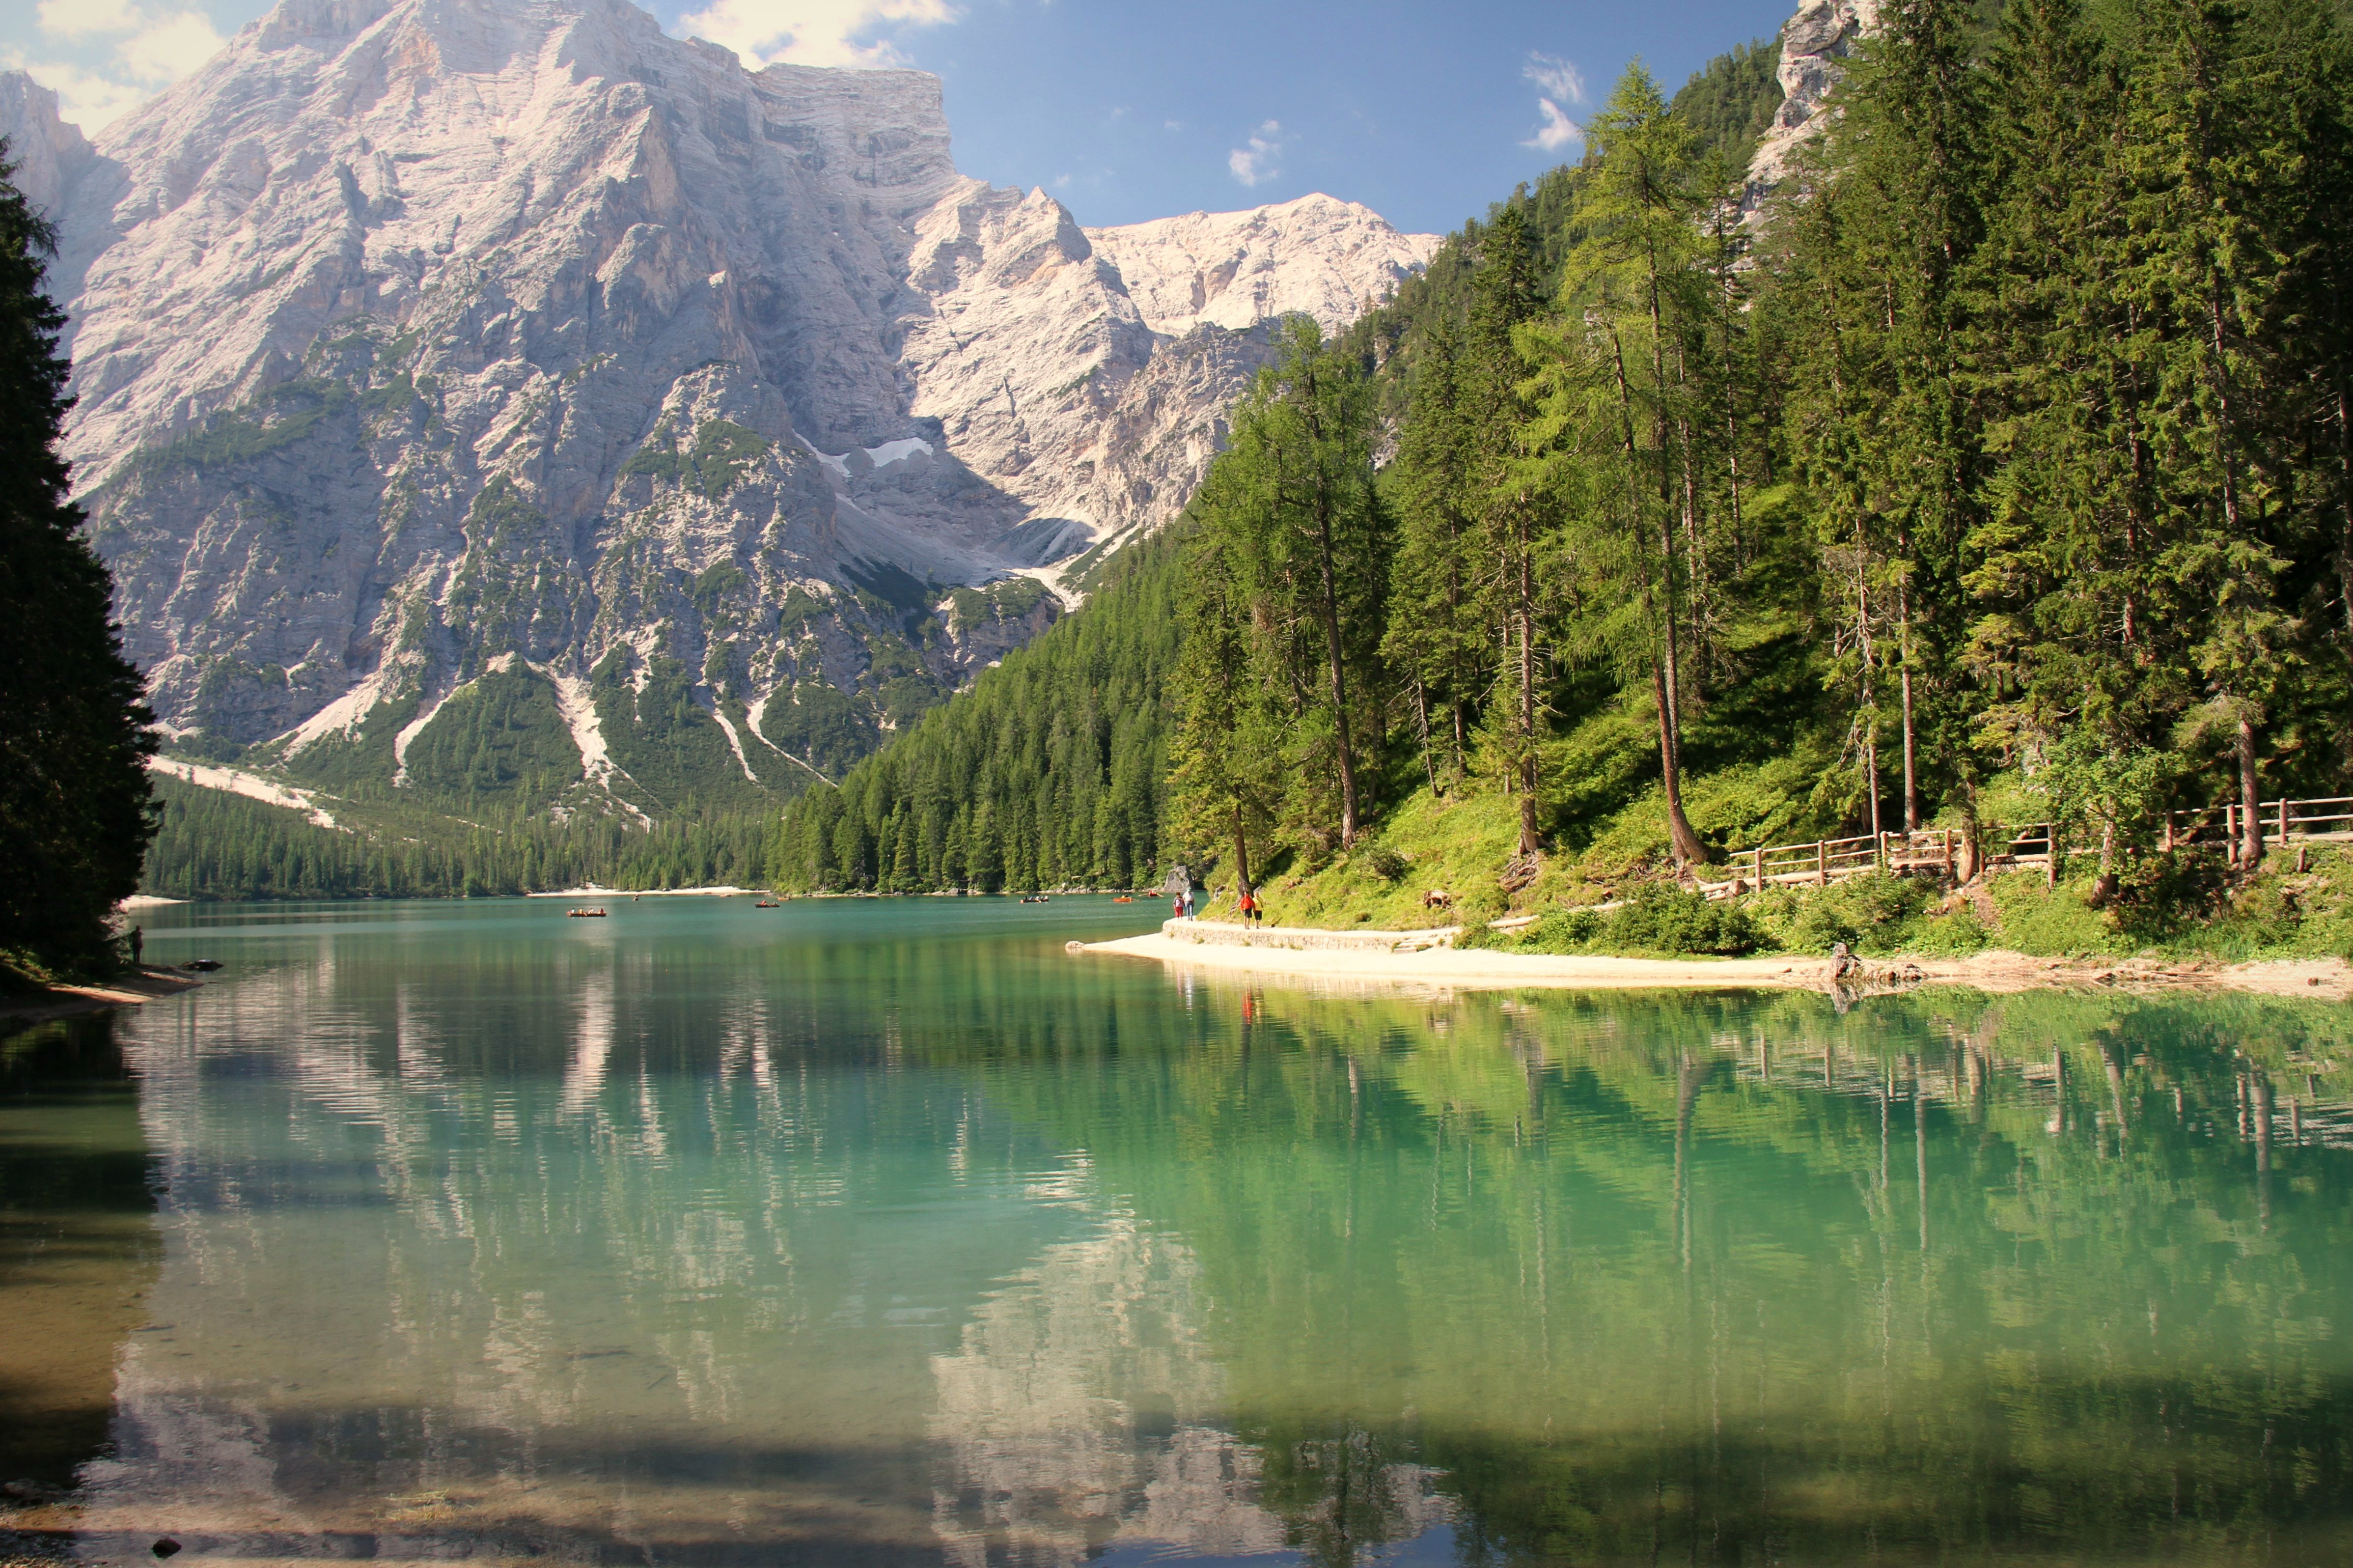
xmin=772 ymin=0 xmax=2353 ymax=909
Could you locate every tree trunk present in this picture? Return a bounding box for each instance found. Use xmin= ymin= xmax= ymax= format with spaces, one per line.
xmin=1653 ymin=663 xmax=1707 ymax=871
xmin=1310 ymin=488 xmax=1362 ymax=848
xmin=1412 ymin=676 xmax=1438 ymax=795
xmin=1516 ymin=516 xmax=1540 ymax=858
xmin=1231 ymin=801 xmax=1253 ymax=900
xmin=2237 ymin=712 xmax=2263 ymax=869
xmin=1895 ymin=533 xmax=1921 ymax=833
xmin=1608 ymin=326 xmax=1706 ymax=871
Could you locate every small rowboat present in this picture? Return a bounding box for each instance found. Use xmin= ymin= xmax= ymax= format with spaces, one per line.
xmin=567 ymin=908 xmax=608 ymax=918
xmin=1111 ymin=896 xmax=1133 ymax=903
xmin=754 ymin=900 xmax=779 ymax=908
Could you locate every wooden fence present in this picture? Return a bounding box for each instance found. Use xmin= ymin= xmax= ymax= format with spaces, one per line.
xmin=1704 ymin=796 xmax=2351 ymax=899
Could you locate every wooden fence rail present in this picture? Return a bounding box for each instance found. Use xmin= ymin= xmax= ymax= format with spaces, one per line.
xmin=1702 ymin=796 xmax=2349 ymax=901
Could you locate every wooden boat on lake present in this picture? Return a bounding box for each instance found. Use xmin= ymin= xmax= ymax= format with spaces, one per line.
xmin=1111 ymin=895 xmax=1133 ymax=903
xmin=567 ymin=907 xmax=608 ymax=918
xmin=754 ymin=900 xmax=779 ymax=908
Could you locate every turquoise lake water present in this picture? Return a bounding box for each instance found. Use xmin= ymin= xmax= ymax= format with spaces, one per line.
xmin=5 ymin=894 xmax=2353 ymax=1565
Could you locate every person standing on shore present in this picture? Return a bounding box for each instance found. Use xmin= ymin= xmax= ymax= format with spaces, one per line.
xmin=128 ymin=925 xmax=143 ymax=966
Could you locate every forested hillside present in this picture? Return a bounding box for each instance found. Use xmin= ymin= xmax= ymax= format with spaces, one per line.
xmin=776 ymin=0 xmax=2353 ymax=907
xmin=766 ymin=529 xmax=1188 ymax=891
xmin=142 ymin=777 xmax=777 ymax=900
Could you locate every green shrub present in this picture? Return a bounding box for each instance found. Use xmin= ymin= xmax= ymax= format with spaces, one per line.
xmin=1517 ymin=884 xmax=1763 ymax=958
xmin=1990 ymin=874 xmax=2125 ymax=957
xmin=1907 ymin=907 xmax=1990 ymax=958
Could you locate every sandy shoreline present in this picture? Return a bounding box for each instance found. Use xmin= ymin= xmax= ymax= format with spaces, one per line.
xmin=1080 ymin=930 xmax=2353 ymax=1000
xmin=523 ymin=885 xmax=755 ymax=898
xmin=0 ymin=967 xmax=207 ymax=1029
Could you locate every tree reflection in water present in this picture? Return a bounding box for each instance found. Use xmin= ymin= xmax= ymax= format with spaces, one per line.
xmin=936 ymin=981 xmax=2353 ymax=1565
xmin=53 ymin=902 xmax=2353 ymax=1567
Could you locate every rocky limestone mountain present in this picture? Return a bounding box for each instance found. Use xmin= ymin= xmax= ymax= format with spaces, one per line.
xmin=1742 ymin=0 xmax=1880 ymax=218
xmin=0 ymin=74 xmax=93 ymax=220
xmin=1086 ymin=194 xmax=1438 ymax=338
xmin=0 ymin=0 xmax=1433 ymax=821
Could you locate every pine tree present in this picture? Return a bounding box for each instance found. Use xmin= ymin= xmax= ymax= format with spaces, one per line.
xmin=1465 ymin=204 xmax=1554 ymax=859
xmin=1379 ymin=320 xmax=1485 ymax=790
xmin=1186 ymin=319 xmax=1387 ymax=855
xmin=1528 ymin=65 xmax=1718 ymax=869
xmin=0 ymin=143 xmax=157 ymax=973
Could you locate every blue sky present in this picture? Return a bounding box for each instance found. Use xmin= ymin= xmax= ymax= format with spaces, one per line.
xmin=3 ymin=0 xmax=1795 ymax=236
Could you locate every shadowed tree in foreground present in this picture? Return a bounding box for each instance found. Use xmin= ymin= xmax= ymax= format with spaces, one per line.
xmin=0 ymin=139 xmax=155 ymax=976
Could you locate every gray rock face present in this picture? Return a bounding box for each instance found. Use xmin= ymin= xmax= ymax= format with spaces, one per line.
xmin=0 ymin=74 xmax=93 ymax=221
xmin=1086 ymin=194 xmax=1437 ymax=338
xmin=0 ymin=0 xmax=1429 ymax=810
xmin=1742 ymin=0 xmax=1879 ymax=218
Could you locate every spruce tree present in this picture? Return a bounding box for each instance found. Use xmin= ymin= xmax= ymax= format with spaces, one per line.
xmin=0 ymin=143 xmax=156 ymax=974
xmin=1528 ymin=64 xmax=1717 ymax=869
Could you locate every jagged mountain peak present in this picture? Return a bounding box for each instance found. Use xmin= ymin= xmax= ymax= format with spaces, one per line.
xmin=1086 ymin=192 xmax=1440 ymax=338
xmin=0 ymin=0 xmax=1431 ymax=819
xmin=0 ymin=72 xmax=94 ymax=220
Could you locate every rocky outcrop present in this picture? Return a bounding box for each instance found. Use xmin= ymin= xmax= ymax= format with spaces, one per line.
xmin=1085 ymin=193 xmax=1438 ymax=338
xmin=1742 ymin=0 xmax=1881 ymax=218
xmin=0 ymin=0 xmax=1430 ymax=812
xmin=0 ymin=74 xmax=93 ymax=221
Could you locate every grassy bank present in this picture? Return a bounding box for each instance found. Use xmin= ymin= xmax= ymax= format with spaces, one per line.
xmin=1201 ymin=786 xmax=2353 ymax=966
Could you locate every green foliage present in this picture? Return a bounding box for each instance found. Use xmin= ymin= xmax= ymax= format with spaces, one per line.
xmin=0 ymin=148 xmax=156 ymax=975
xmin=944 ymin=576 xmax=1048 ymax=634
xmin=1511 ymin=884 xmax=1764 ymax=957
xmin=1670 ymin=38 xmax=1786 ymax=170
xmin=591 ymin=649 xmax=777 ymax=813
xmin=132 ymin=378 xmax=351 ymax=473
xmin=1174 ymin=319 xmax=1390 ymax=858
xmin=620 ymin=418 xmax=770 ymax=499
xmin=1987 ymin=872 xmax=2128 ymax=958
xmin=399 ymin=664 xmax=582 ymax=808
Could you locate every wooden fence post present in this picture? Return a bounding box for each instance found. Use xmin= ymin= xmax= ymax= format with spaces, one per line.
xmin=2045 ymin=823 xmax=2057 ymax=888
xmin=1816 ymin=841 xmax=1828 ymax=887
xmin=1943 ymin=829 xmax=1954 ymax=879
xmin=1755 ymin=846 xmax=1765 ymax=887
xmin=2279 ymin=799 xmax=2291 ymax=849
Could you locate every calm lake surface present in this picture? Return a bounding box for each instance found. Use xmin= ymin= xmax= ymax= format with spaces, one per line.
xmin=7 ymin=895 xmax=2353 ymax=1565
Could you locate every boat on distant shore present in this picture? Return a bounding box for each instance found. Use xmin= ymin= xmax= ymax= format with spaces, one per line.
xmin=567 ymin=908 xmax=608 ymax=918
xmin=1019 ymin=894 xmax=1050 ymax=904
xmin=754 ymin=900 xmax=779 ymax=908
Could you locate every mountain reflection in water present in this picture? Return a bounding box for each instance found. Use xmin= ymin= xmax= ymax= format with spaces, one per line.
xmin=13 ymin=897 xmax=2353 ymax=1566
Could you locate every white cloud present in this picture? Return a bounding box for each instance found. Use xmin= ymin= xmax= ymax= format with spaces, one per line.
xmin=34 ymin=0 xmax=145 ymax=41
xmin=1524 ymin=51 xmax=1586 ymax=106
xmin=1518 ymin=51 xmax=1585 ymax=154
xmin=1524 ymin=97 xmax=1582 ymax=153
xmin=676 ymin=0 xmax=959 ymax=68
xmin=1227 ymin=119 xmax=1282 ymax=188
xmin=12 ymin=2 xmax=225 ymax=129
